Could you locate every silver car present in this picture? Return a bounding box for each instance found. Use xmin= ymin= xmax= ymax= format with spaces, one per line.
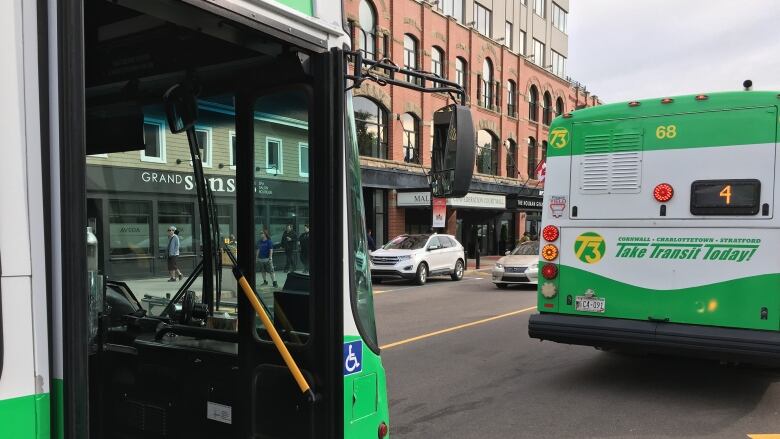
xmin=492 ymin=241 xmax=539 ymax=288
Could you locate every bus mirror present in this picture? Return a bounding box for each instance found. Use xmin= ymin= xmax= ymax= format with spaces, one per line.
xmin=431 ymin=105 xmax=475 ymax=198
xmin=163 ymin=83 xmax=198 ymax=134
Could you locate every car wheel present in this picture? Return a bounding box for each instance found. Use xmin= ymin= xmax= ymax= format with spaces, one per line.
xmin=414 ymin=262 xmax=428 ymax=285
xmin=495 ymin=283 xmax=508 ymax=289
xmin=451 ymin=259 xmax=464 ymax=281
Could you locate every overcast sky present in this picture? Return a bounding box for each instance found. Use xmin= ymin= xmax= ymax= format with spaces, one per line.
xmin=568 ymin=0 xmax=780 ymax=103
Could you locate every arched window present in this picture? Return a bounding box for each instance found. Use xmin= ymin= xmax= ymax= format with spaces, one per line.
xmin=541 ymin=140 xmax=548 ymax=164
xmin=528 ymin=85 xmax=539 ymax=122
xmin=543 ymin=91 xmax=553 ymax=125
xmin=431 ymin=46 xmax=445 ymax=79
xmin=476 ymin=130 xmax=499 ymax=175
xmin=555 ymin=97 xmax=565 ymax=117
xmin=481 ymin=58 xmax=493 ymax=108
xmin=527 ymin=136 xmax=537 ymax=178
xmin=404 ymin=34 xmax=419 ymax=84
xmin=455 ymin=57 xmax=468 ymax=96
xmin=507 ymin=80 xmax=517 ymax=117
xmin=506 ymin=138 xmax=518 ymax=178
xmin=353 ymin=96 xmax=389 ymax=159
xmin=359 ymin=0 xmax=377 ymax=60
xmin=400 ymin=113 xmax=420 ymax=164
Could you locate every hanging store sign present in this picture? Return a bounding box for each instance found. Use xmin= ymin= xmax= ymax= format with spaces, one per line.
xmin=397 ymin=191 xmax=506 ymax=210
xmin=432 ymin=198 xmax=447 ymax=228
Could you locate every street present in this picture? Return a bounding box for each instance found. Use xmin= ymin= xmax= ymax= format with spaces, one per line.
xmin=374 ymin=271 xmax=780 ymax=439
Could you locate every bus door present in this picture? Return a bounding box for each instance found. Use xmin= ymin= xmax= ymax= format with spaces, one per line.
xmin=73 ymin=2 xmax=343 ymax=438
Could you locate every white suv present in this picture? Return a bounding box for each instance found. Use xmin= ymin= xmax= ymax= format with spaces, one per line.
xmin=370 ymin=234 xmax=465 ymax=285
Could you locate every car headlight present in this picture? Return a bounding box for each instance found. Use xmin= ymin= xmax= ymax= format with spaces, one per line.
xmin=398 ymin=255 xmax=411 ymax=261
xmin=494 ymin=263 xmax=503 ymax=269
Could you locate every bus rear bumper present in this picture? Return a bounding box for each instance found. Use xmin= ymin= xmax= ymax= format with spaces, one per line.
xmin=528 ymin=313 xmax=780 ymax=364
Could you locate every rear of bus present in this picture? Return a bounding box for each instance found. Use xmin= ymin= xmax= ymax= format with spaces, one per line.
xmin=529 ymin=91 xmax=780 ymax=363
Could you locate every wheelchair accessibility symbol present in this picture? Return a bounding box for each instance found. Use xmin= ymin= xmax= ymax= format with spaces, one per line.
xmin=343 ymin=341 xmax=363 ymax=376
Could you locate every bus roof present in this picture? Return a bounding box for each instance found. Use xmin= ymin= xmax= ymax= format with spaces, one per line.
xmin=561 ymin=90 xmax=780 ymax=124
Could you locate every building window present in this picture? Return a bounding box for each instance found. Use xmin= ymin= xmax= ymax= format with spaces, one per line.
xmin=299 ymin=142 xmax=309 ymax=177
xmin=532 ymin=38 xmax=545 ymax=66
xmin=228 ymin=130 xmax=237 ymax=168
xmin=552 ymin=3 xmax=567 ymax=33
xmin=141 ymin=119 xmax=166 ymax=163
xmin=436 ymin=0 xmax=463 ymax=22
xmin=265 ymin=137 xmax=283 ymax=174
xmin=195 ymin=126 xmax=212 ymax=167
xmin=476 ymin=130 xmax=499 ymax=175
xmin=481 ymin=58 xmax=493 ymax=108
xmin=431 ymin=46 xmax=445 ymax=85
xmin=528 ymin=85 xmax=539 ymax=122
xmin=527 ymin=136 xmax=537 ymax=178
xmin=404 ymin=34 xmax=420 ymax=84
xmin=359 ymin=0 xmax=377 ymax=60
xmin=519 ymin=30 xmax=526 ymax=55
xmin=506 ymin=138 xmax=518 ymax=178
xmin=109 ymin=200 xmax=152 ymax=256
xmin=505 ymin=21 xmax=513 ymax=50
xmin=555 ymin=97 xmax=565 ymax=117
xmin=353 ymin=96 xmax=389 ymax=159
xmin=473 ymin=2 xmax=492 ymax=38
xmin=541 ymin=140 xmax=548 ymax=163
xmin=551 ymin=50 xmax=566 ymax=78
xmin=400 ymin=113 xmax=420 ymax=164
xmin=507 ymin=80 xmax=517 ymax=117
xmin=455 ymin=57 xmax=468 ymax=96
xmin=533 ymin=0 xmax=545 ymax=17
xmin=158 ymin=201 xmax=195 ymax=255
xmin=543 ymin=92 xmax=553 ymax=125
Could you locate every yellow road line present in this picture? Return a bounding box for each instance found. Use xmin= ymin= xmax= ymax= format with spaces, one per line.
xmin=380 ymin=306 xmax=537 ymax=350
xmin=748 ymin=435 xmax=780 ymax=438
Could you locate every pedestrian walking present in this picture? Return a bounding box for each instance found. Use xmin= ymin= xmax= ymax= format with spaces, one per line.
xmin=367 ymin=228 xmax=376 ymax=252
xmin=257 ymin=230 xmax=277 ymax=287
xmin=166 ymin=226 xmax=182 ymax=281
xmin=281 ymin=223 xmax=297 ymax=272
xmin=299 ymin=224 xmax=310 ymax=274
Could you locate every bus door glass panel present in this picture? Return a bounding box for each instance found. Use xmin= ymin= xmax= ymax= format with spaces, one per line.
xmin=252 ymin=89 xmax=312 ymax=344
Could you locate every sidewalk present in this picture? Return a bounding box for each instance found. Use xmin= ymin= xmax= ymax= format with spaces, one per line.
xmin=465 ymin=255 xmax=500 ymax=273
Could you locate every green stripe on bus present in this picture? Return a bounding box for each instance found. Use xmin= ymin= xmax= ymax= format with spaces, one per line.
xmin=343 ymin=335 xmax=390 ymax=438
xmin=275 ymin=0 xmax=313 ymax=15
xmin=548 ymin=265 xmax=780 ymax=331
xmin=53 ymin=379 xmax=64 ymax=439
xmin=0 ymin=392 xmax=50 ymax=438
xmin=547 ymin=92 xmax=778 ymax=157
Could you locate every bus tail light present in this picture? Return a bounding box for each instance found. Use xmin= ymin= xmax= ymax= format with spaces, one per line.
xmin=653 ymin=183 xmax=674 ymax=202
xmin=542 ymin=263 xmax=558 ymax=280
xmin=696 ymin=94 xmax=709 ymax=101
xmin=542 ymin=225 xmax=559 ymax=242
xmin=541 ymin=244 xmax=558 ymax=261
xmin=378 ymin=422 xmax=388 ymax=438
xmin=661 ymin=98 xmax=674 ymax=104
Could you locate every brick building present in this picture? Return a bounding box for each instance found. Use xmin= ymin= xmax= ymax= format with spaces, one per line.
xmin=347 ymin=0 xmax=599 ymax=256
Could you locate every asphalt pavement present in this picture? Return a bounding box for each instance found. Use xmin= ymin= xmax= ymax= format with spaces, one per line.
xmin=373 ymin=271 xmax=780 ymax=439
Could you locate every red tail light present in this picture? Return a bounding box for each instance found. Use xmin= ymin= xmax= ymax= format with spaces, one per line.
xmin=653 ymin=183 xmax=674 ymax=202
xmin=542 ymin=225 xmax=559 ymax=242
xmin=542 ymin=263 xmax=558 ymax=280
xmin=378 ymin=422 xmax=388 ymax=438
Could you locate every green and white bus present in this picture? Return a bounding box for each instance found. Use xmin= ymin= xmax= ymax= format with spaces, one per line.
xmin=529 ymin=87 xmax=780 ymax=363
xmin=0 ymin=0 xmax=473 ymax=438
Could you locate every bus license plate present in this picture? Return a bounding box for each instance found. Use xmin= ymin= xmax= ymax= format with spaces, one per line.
xmin=575 ymin=296 xmax=605 ymax=313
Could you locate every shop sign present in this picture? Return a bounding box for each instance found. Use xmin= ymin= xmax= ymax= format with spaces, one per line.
xmin=87 ymin=165 xmax=307 ymax=200
xmin=397 ymin=191 xmax=506 ymax=210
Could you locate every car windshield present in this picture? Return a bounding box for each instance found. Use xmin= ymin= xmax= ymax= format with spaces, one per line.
xmin=512 ymin=241 xmax=539 ymax=255
xmin=383 ymin=234 xmax=429 ymax=250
